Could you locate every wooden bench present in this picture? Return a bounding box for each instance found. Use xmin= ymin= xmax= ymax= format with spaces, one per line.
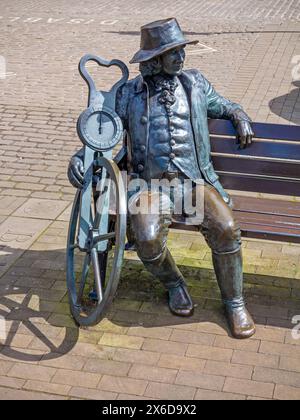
xmin=171 ymin=120 xmax=300 ymax=243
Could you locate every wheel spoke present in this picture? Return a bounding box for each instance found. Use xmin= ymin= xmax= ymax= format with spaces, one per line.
xmin=76 ymin=253 xmax=91 ymax=305
xmin=93 ymin=231 xmax=115 ymax=245
xmin=91 ymin=248 xmax=103 ymax=303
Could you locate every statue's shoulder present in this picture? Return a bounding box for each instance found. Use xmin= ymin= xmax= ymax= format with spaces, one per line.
xmin=116 ymin=75 xmax=141 ymax=117
xmin=116 ymin=75 xmax=141 ymax=103
xmin=182 ymin=69 xmax=205 ymax=84
xmin=121 ymin=75 xmax=141 ymax=92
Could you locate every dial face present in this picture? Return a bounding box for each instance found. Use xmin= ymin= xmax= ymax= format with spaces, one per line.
xmin=78 ymin=106 xmax=123 ymax=151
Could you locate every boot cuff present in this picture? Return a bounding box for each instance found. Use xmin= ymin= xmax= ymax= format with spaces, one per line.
xmin=223 ymin=297 xmax=245 ymax=310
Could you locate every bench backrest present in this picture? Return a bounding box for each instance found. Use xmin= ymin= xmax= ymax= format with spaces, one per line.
xmin=209 ymin=120 xmax=300 ymax=196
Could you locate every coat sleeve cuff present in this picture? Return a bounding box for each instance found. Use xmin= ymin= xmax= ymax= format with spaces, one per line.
xmin=230 ymin=108 xmax=252 ymax=127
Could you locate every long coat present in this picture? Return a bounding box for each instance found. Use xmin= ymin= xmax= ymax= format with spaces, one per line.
xmin=116 ymin=69 xmax=245 ymax=205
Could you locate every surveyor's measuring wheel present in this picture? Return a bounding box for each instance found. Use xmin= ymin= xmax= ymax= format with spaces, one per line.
xmin=67 ymin=157 xmax=127 ymax=326
xmin=66 ymin=54 xmax=129 ymax=326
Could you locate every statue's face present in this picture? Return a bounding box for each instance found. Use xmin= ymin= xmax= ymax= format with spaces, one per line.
xmin=161 ymin=46 xmax=186 ymax=76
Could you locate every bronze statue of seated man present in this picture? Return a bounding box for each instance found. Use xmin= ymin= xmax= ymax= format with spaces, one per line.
xmin=68 ymin=18 xmax=256 ymax=339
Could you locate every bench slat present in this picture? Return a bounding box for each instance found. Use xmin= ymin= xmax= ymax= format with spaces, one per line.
xmin=170 ymin=219 xmax=300 ymax=243
xmin=219 ymin=173 xmax=300 ymax=196
xmin=236 ymin=211 xmax=300 ymax=230
xmin=232 ymin=195 xmax=300 ymax=218
xmin=209 ymin=119 xmax=300 ymax=142
xmin=211 ymin=136 xmax=300 ymax=160
xmin=239 ymin=224 xmax=300 ymax=243
xmin=212 ymin=155 xmax=300 ymax=179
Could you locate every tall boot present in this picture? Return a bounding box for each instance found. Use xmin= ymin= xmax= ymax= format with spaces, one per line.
xmin=141 ymin=247 xmax=194 ymax=317
xmin=212 ymin=248 xmax=255 ymax=339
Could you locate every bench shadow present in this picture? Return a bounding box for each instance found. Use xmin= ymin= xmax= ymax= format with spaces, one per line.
xmin=269 ymin=80 xmax=300 ymax=124
xmin=113 ymin=259 xmax=298 ymax=334
xmin=0 ymin=246 xmax=298 ymax=363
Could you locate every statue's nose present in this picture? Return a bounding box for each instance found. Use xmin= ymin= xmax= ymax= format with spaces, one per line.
xmin=176 ymin=52 xmax=185 ymax=63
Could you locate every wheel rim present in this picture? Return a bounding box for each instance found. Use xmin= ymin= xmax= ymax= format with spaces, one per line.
xmin=66 ymin=158 xmax=127 ymax=326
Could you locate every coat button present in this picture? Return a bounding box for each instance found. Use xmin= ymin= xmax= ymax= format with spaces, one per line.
xmin=137 ymin=164 xmax=144 ymax=172
xmin=169 ymin=153 xmax=175 ymax=159
xmin=170 ymin=139 xmax=176 ymax=146
xmin=140 ymin=145 xmax=146 ymax=152
xmin=140 ymin=116 xmax=148 ymax=124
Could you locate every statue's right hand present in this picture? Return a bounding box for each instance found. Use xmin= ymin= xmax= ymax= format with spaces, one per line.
xmin=67 ymin=156 xmax=84 ymax=189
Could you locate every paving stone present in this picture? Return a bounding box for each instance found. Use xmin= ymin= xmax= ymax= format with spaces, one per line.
xmin=98 ymin=375 xmax=148 ymax=396
xmin=232 ymin=350 xmax=280 ymax=369
xmin=169 ymin=329 xmax=215 ymax=346
xmin=51 ymin=369 xmax=101 ymax=388
xmin=0 ymin=333 xmax=33 ymax=349
xmin=0 ymin=216 xmax=52 ymax=273
xmin=204 ymin=360 xmax=253 ymax=380
xmin=7 ymin=363 xmax=57 ymax=382
xmin=112 ymin=299 xmax=143 ymax=312
xmin=83 ymin=358 xmax=131 ymax=376
xmin=144 ymin=382 xmax=196 ymax=400
xmin=12 ymin=198 xmax=69 ymax=220
xmin=0 ymin=386 xmax=67 ymax=400
xmin=39 ymin=354 xmax=86 ymax=370
xmin=223 ymin=378 xmax=274 ymax=399
xmin=23 ymin=380 xmax=71 ymax=396
xmin=0 ymin=196 xmax=28 ymax=216
xmin=0 ymin=360 xmax=13 ymax=375
xmin=251 ymin=326 xmax=286 ymax=343
xmin=279 ymin=356 xmax=300 ymax=373
xmin=127 ymin=325 xmax=172 ymax=340
xmin=175 ymin=370 xmax=225 ymax=391
xmin=253 ymin=366 xmax=300 ymax=388
xmin=274 ymin=384 xmax=300 ymax=400
xmin=128 ymin=364 xmax=178 ymax=384
xmin=0 ymin=376 xmax=25 ymax=389
xmin=142 ymin=337 xmax=188 ymax=356
xmin=113 ymin=348 xmax=160 ymax=365
xmin=158 ymin=354 xmax=206 ymax=371
xmin=186 ymin=343 xmax=233 ymax=362
xmin=99 ymin=333 xmax=144 ymax=350
xmin=194 ymin=389 xmax=246 ymax=400
xmin=117 ymin=393 xmax=155 ymax=400
xmin=68 ymin=342 xmax=116 ymax=360
xmin=259 ymin=341 xmax=300 ymax=358
xmin=69 ymin=386 xmax=117 ymax=400
xmin=213 ymin=335 xmax=260 ymax=352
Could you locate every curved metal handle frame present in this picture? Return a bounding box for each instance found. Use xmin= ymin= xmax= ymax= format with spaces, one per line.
xmin=78 ymin=54 xmax=129 ymax=106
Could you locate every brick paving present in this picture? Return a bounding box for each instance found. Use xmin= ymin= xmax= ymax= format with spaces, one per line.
xmin=0 ymin=0 xmax=300 ymax=400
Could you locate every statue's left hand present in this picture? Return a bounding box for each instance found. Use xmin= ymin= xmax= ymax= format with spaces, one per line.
xmin=68 ymin=155 xmax=84 ymax=189
xmin=235 ymin=119 xmax=254 ymax=149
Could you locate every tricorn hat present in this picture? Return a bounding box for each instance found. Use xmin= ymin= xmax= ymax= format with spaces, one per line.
xmin=129 ymin=18 xmax=198 ymax=64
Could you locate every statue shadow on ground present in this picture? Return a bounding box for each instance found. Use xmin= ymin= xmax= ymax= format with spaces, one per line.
xmin=0 ymin=247 xmax=297 ymax=363
xmin=269 ymin=80 xmax=300 ymax=124
xmin=0 ymin=246 xmax=79 ymax=363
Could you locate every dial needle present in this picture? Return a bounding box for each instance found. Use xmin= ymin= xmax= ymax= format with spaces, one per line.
xmin=98 ymin=112 xmax=102 ymax=135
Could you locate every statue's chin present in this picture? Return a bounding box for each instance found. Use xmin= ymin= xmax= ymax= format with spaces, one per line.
xmin=174 ymin=68 xmax=183 ymax=76
xmin=164 ymin=68 xmax=183 ymax=76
